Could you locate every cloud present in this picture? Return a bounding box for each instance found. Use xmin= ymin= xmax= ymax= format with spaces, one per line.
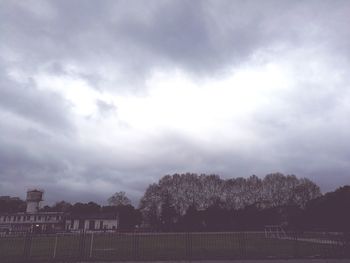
xmin=0 ymin=63 xmax=74 ymax=133
xmin=96 ymin=99 xmax=117 ymax=117
xmin=2 ymin=0 xmax=347 ymax=85
xmin=1 ymin=0 xmax=350 ymax=204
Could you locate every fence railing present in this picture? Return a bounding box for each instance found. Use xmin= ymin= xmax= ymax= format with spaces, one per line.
xmin=0 ymin=231 xmax=349 ymax=262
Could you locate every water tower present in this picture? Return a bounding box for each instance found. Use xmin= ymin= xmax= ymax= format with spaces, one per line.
xmin=26 ymin=189 xmax=44 ymax=213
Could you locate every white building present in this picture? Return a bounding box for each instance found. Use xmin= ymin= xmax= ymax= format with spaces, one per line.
xmin=65 ymin=213 xmax=119 ymax=231
xmin=0 ymin=189 xmax=119 ymax=234
xmin=0 ymin=212 xmax=65 ymax=233
xmin=0 ymin=189 xmax=65 ymax=233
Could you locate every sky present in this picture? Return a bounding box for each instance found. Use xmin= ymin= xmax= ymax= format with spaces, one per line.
xmin=1 ymin=0 xmax=350 ymax=205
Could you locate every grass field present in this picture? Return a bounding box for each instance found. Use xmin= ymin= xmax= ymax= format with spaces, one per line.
xmin=0 ymin=232 xmax=348 ymax=262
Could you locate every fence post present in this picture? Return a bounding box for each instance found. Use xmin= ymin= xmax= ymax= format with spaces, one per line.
xmin=23 ymin=231 xmax=32 ymax=260
xmin=78 ymin=230 xmax=86 ymax=260
xmin=53 ymin=234 xmax=58 ymax=259
xmin=293 ymin=231 xmax=299 ymax=258
xmin=132 ymin=232 xmax=135 ymax=260
xmin=325 ymin=231 xmax=331 ymax=258
xmin=238 ymin=232 xmax=246 ymax=259
xmin=132 ymin=231 xmax=139 ymax=260
xmin=343 ymin=231 xmax=350 ymax=258
xmin=89 ymin=232 xmax=94 ymax=258
xmin=185 ymin=232 xmax=192 ymax=260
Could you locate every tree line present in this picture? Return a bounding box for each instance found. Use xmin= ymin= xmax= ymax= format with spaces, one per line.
xmin=139 ymin=173 xmax=321 ymax=231
xmin=1 ymin=173 xmax=349 ymax=232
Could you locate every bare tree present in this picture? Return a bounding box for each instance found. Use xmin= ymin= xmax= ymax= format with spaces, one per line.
xmin=108 ymin=191 xmax=131 ymax=206
xmin=293 ymin=178 xmax=321 ymax=208
xmin=139 ymin=172 xmax=322 ymax=228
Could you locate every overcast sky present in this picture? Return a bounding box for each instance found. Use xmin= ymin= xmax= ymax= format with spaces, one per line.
xmin=1 ymin=0 xmax=350 ymax=205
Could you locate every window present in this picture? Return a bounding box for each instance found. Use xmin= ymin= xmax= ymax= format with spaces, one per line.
xmin=26 ymin=216 xmax=30 ymax=221
xmin=78 ymin=219 xmax=84 ymax=229
xmin=89 ymin=220 xmax=95 ymax=230
xmin=38 ymin=216 xmax=41 ymax=221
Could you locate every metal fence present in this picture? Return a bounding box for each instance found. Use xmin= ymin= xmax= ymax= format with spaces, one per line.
xmin=0 ymin=231 xmax=349 ymax=262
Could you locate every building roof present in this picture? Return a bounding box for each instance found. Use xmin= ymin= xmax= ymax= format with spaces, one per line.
xmin=0 ymin=196 xmax=21 ymax=201
xmin=0 ymin=212 xmax=64 ymax=216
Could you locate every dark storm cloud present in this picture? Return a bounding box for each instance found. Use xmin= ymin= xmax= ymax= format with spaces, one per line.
xmin=0 ymin=68 xmax=73 ymax=132
xmin=1 ymin=0 xmax=350 ymax=204
xmin=2 ymin=0 xmax=347 ymax=83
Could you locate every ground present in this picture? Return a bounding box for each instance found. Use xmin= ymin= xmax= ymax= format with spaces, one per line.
xmin=0 ymin=232 xmax=348 ymax=262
